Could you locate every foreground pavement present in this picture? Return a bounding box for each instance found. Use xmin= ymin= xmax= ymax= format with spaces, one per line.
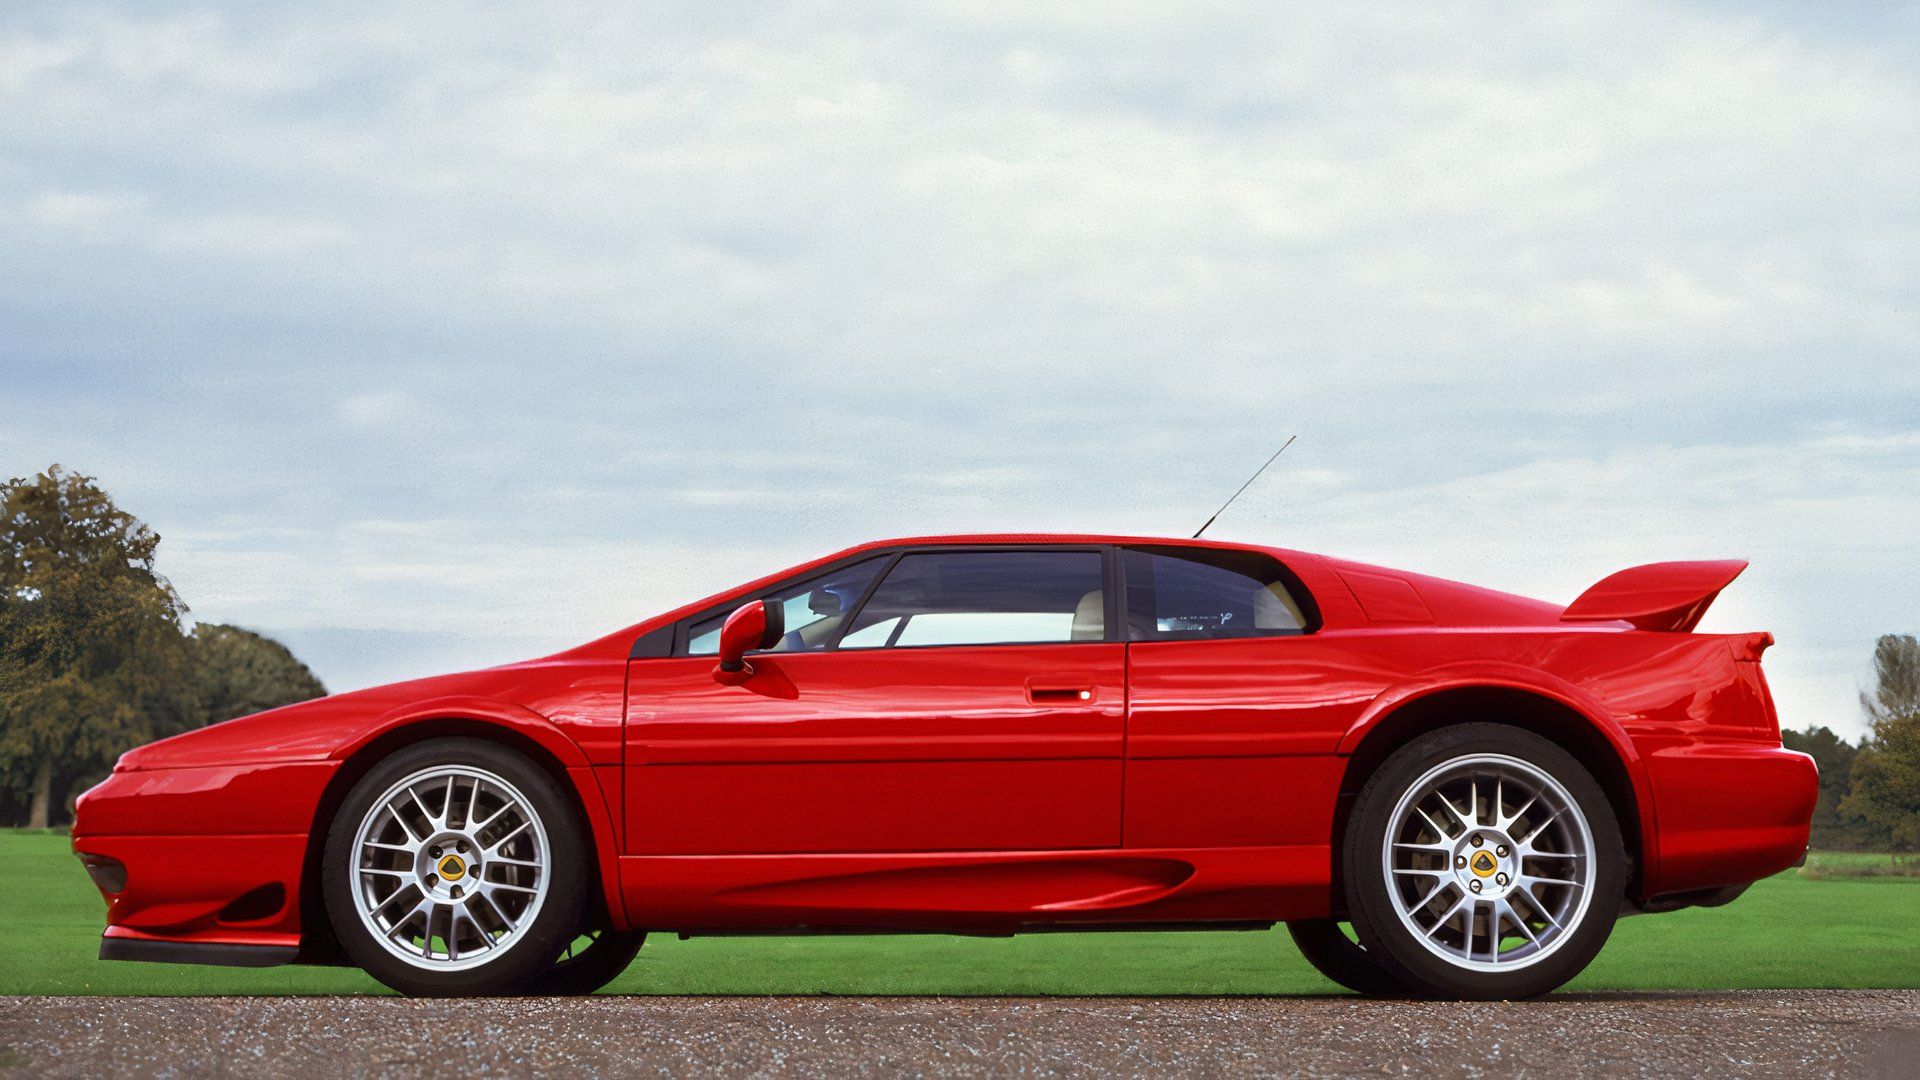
xmin=2 ymin=991 xmax=1916 ymax=1077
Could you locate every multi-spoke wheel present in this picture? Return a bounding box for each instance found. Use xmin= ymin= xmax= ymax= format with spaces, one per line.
xmin=1343 ymin=724 xmax=1625 ymax=1000
xmin=348 ymin=764 xmax=550 ymax=967
xmin=323 ymin=738 xmax=587 ymax=996
xmin=1380 ymin=753 xmax=1597 ymax=970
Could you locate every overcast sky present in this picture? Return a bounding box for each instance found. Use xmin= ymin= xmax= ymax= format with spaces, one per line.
xmin=3 ymin=2 xmax=1916 ymax=738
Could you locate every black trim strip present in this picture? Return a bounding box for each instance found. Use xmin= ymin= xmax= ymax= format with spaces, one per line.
xmin=628 ymin=624 xmax=676 ymax=659
xmin=1102 ymin=544 xmax=1125 ymax=643
xmin=825 ymin=551 xmax=902 ymax=650
xmin=99 ymin=937 xmax=298 ymax=968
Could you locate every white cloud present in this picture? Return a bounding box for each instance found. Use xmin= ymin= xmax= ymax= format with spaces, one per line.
xmin=335 ymin=392 xmax=419 ymax=428
xmin=1 ymin=1 xmax=1915 ymax=738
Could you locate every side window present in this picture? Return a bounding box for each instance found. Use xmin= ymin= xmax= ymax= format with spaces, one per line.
xmin=839 ymin=550 xmax=1107 ymax=649
xmin=686 ymin=556 xmax=888 ymax=656
xmin=1124 ymin=546 xmax=1309 ymax=641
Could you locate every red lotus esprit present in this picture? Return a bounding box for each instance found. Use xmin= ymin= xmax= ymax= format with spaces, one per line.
xmin=73 ymin=534 xmax=1816 ymax=999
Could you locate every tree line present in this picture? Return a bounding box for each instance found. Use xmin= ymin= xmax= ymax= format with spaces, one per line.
xmin=1784 ymin=634 xmax=1920 ymax=851
xmin=1 ymin=466 xmax=326 ymax=827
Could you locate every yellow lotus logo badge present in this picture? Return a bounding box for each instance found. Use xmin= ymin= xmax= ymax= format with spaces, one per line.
xmin=437 ymin=854 xmax=467 ymax=881
xmin=1470 ymin=851 xmax=1498 ymax=877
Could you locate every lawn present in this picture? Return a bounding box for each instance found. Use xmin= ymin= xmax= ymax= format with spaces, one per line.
xmin=4 ymin=832 xmax=1916 ymax=995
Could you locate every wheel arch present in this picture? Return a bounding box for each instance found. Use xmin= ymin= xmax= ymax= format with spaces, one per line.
xmin=297 ymin=715 xmax=624 ymax=963
xmin=1331 ymin=680 xmax=1655 ymax=906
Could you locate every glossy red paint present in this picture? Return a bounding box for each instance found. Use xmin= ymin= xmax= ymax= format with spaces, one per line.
xmin=1562 ymin=559 xmax=1751 ymax=632
xmin=71 ymin=533 xmax=1816 ymax=965
xmin=714 ymin=598 xmax=779 ymax=676
xmin=624 ymin=643 xmax=1127 ymax=854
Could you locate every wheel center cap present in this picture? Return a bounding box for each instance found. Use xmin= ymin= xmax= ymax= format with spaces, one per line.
xmin=1453 ymin=833 xmax=1515 ymax=895
xmin=436 ymin=854 xmax=467 ymax=881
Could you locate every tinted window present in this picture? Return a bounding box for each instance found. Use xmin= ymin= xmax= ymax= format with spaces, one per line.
xmin=840 ymin=550 xmax=1106 ymax=649
xmin=1124 ymin=547 xmax=1308 ymax=640
xmin=687 ymin=556 xmax=888 ymax=656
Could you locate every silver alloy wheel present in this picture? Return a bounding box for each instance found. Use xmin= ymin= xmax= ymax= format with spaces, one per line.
xmin=1380 ymin=752 xmax=1595 ymax=972
xmin=349 ymin=764 xmax=552 ymax=971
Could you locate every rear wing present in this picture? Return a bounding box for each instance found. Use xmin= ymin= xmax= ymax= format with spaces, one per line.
xmin=1560 ymin=560 xmax=1748 ymax=632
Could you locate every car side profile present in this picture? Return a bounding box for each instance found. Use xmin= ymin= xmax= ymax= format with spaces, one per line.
xmin=72 ymin=534 xmax=1817 ymax=999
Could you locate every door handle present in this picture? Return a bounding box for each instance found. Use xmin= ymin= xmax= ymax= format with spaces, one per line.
xmin=1028 ymin=685 xmax=1096 ymax=704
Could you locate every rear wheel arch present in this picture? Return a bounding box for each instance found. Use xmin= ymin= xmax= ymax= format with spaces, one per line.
xmin=1331 ymin=685 xmax=1649 ymax=906
xmin=298 ymin=717 xmax=617 ymax=963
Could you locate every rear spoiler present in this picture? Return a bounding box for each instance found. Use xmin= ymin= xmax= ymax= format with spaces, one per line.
xmin=1560 ymin=560 xmax=1748 ymax=632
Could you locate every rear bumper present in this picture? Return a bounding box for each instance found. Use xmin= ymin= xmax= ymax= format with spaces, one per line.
xmin=1642 ymin=744 xmax=1818 ymax=896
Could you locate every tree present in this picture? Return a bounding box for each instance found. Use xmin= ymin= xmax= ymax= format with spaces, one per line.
xmin=191 ymin=623 xmax=326 ymax=725
xmin=1840 ymin=635 xmax=1920 ymax=852
xmin=0 ymin=466 xmax=192 ymax=827
xmin=1781 ymin=725 xmax=1882 ymax=850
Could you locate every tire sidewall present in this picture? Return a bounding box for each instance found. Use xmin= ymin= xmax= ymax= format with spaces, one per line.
xmin=1285 ymin=919 xmax=1408 ymax=997
xmin=1344 ymin=724 xmax=1626 ymax=1000
xmin=322 ymin=737 xmax=590 ymax=997
xmin=521 ymin=929 xmax=647 ymax=996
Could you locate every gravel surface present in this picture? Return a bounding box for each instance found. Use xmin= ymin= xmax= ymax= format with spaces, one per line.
xmin=1 ymin=992 xmax=1915 ymax=1078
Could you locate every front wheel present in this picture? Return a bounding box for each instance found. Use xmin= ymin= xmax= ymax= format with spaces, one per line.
xmin=521 ymin=929 xmax=646 ymax=995
xmin=322 ymin=738 xmax=589 ymax=997
xmin=1285 ymin=920 xmax=1405 ymax=996
xmin=1343 ymin=723 xmax=1626 ymax=1000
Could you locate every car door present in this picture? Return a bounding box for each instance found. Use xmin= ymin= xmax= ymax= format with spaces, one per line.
xmin=1118 ymin=544 xmax=1349 ymax=851
xmin=622 ymin=546 xmax=1126 ymax=855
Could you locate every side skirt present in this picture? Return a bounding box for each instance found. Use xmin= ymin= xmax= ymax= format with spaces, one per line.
xmin=619 ymin=844 xmax=1333 ymax=932
xmin=673 ymin=920 xmax=1279 ymax=939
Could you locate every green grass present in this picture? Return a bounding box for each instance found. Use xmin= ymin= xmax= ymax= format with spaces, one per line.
xmin=1800 ymin=850 xmax=1920 ymax=878
xmin=4 ymin=832 xmax=1916 ymax=995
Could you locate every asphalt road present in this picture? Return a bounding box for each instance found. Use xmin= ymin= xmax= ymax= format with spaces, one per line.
xmin=2 ymin=991 xmax=1915 ymax=1077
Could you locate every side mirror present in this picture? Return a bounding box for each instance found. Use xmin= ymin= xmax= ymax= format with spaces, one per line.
xmin=715 ymin=599 xmax=785 ymax=677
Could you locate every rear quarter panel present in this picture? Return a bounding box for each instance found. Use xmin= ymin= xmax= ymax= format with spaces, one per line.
xmin=1325 ymin=627 xmax=1812 ymax=897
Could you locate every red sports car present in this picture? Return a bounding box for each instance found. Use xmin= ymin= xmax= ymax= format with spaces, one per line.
xmin=73 ymin=534 xmax=1816 ymax=999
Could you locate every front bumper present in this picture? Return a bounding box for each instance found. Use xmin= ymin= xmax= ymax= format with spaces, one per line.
xmin=72 ymin=760 xmax=337 ymax=960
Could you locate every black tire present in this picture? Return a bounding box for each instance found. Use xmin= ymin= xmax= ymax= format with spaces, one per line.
xmin=1286 ymin=920 xmax=1406 ymax=996
xmin=521 ymin=928 xmax=646 ymax=995
xmin=1342 ymin=723 xmax=1626 ymax=1000
xmin=322 ymin=738 xmax=590 ymax=997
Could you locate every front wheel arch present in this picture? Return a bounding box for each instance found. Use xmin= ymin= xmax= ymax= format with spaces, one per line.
xmin=298 ymin=718 xmax=616 ymax=965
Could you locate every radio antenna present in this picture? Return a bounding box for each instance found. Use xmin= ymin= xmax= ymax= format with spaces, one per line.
xmin=1192 ymin=435 xmax=1296 ymax=539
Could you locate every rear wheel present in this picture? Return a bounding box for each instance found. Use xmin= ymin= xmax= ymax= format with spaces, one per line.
xmin=322 ymin=738 xmax=589 ymax=997
xmin=1343 ymin=724 xmax=1625 ymax=1000
xmin=1285 ymin=919 xmax=1405 ymax=996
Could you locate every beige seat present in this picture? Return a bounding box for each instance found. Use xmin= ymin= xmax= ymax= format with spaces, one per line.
xmin=1254 ymin=582 xmax=1305 ymax=631
xmin=1071 ymin=589 xmax=1105 ymax=641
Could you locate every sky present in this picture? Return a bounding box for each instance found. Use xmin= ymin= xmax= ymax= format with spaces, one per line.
xmin=2 ymin=1 xmax=1916 ymax=739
